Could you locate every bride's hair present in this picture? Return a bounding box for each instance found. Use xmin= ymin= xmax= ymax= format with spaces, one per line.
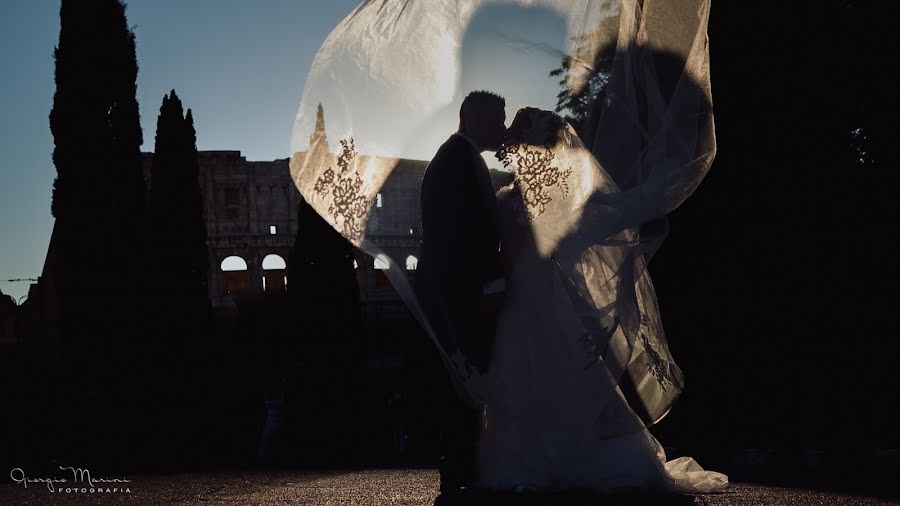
xmin=502 ymin=107 xmax=567 ymax=150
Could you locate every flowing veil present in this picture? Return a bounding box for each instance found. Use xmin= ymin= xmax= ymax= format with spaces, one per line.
xmin=290 ymin=0 xmax=715 ymax=438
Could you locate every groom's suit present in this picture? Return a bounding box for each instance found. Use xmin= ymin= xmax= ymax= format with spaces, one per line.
xmin=416 ymin=132 xmax=504 ymax=491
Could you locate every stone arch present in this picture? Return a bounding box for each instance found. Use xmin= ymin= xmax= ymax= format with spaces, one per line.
xmin=221 ymin=255 xmax=250 ymax=295
xmin=373 ymin=254 xmax=391 ymax=287
xmin=261 ymin=253 xmax=287 ymax=292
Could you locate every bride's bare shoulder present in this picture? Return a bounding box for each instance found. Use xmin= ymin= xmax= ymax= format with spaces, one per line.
xmin=495 ymin=182 xmax=514 ymax=199
xmin=495 ymin=183 xmax=519 ymax=212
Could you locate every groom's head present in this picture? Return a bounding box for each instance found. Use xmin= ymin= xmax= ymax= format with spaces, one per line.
xmin=458 ymin=90 xmax=506 ymax=152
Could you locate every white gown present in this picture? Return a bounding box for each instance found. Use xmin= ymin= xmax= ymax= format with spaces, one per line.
xmin=473 ymin=184 xmax=728 ymax=494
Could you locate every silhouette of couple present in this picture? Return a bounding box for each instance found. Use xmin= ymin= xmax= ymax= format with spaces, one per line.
xmin=416 ymin=92 xmax=729 ymax=497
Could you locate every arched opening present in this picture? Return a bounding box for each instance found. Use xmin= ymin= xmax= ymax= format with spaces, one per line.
xmin=353 ymin=254 xmax=365 ymax=285
xmin=221 ymin=256 xmax=250 ymax=295
xmin=374 ymin=254 xmax=390 ymax=288
xmin=405 ymin=255 xmax=418 ymax=271
xmin=262 ymin=254 xmax=287 ymax=292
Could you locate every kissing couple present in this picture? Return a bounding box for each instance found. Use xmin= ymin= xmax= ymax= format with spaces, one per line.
xmin=416 ymin=91 xmax=728 ymax=496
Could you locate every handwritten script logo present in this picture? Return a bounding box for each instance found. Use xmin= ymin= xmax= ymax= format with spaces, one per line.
xmin=10 ymin=466 xmax=132 ymax=493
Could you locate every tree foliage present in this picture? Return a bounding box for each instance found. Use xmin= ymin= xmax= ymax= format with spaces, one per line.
xmin=49 ymin=0 xmax=145 ymax=370
xmin=148 ymin=90 xmax=210 ymax=320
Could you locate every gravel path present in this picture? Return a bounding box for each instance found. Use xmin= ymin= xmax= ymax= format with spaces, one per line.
xmin=1 ymin=468 xmax=897 ymax=505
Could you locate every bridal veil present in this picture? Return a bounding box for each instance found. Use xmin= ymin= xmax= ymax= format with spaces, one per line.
xmin=289 ymin=0 xmax=715 ymax=438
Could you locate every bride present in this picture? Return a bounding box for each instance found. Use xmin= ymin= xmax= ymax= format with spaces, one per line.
xmin=472 ymin=107 xmax=727 ymax=494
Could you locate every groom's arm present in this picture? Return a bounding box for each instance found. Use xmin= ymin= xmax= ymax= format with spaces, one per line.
xmin=479 ymin=191 xmax=506 ymax=311
xmin=481 ymin=226 xmax=505 ymax=295
xmin=479 ymin=184 xmax=506 ymax=295
xmin=479 ymin=235 xmax=506 ymax=329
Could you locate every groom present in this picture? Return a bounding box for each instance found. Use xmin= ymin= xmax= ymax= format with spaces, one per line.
xmin=416 ymin=90 xmax=508 ymax=492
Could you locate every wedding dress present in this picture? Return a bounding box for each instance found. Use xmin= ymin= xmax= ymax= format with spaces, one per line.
xmin=473 ymin=109 xmax=726 ymax=493
xmin=288 ymin=0 xmax=727 ymax=494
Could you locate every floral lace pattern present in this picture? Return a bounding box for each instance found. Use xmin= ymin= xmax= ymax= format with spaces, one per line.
xmin=577 ymin=315 xmax=620 ymax=371
xmin=639 ymin=329 xmax=671 ymax=392
xmin=497 ymin=144 xmax=572 ymax=220
xmin=313 ymin=138 xmax=369 ymax=243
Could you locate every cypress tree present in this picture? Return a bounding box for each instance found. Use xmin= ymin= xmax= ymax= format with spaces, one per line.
xmin=48 ymin=0 xmax=146 ymax=467
xmin=148 ymin=90 xmax=210 ymax=335
xmin=139 ymin=89 xmax=210 ymax=470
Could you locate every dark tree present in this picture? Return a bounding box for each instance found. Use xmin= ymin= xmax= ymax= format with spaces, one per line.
xmin=48 ymin=0 xmax=146 ymax=467
xmin=147 ymin=90 xmax=210 ymax=337
xmin=659 ymin=0 xmax=900 ymax=451
xmin=139 ymin=90 xmax=211 ymax=469
xmin=547 ymin=1 xmax=900 ymax=455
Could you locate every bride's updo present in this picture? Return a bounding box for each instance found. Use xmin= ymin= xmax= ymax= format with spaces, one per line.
xmin=502 ymin=108 xmax=567 ymax=148
xmin=496 ymin=107 xmax=572 ymax=168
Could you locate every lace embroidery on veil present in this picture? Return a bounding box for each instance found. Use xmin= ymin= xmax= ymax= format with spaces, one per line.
xmin=312 ymin=138 xmax=367 ymax=243
xmin=497 ymin=144 xmax=573 ymax=221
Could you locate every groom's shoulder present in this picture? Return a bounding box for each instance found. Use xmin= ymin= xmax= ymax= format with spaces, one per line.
xmin=441 ymin=134 xmax=473 ymax=157
xmin=428 ymin=135 xmax=469 ymax=170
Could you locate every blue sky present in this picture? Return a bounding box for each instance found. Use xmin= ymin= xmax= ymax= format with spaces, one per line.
xmin=0 ymin=0 xmax=588 ymax=304
xmin=0 ymin=0 xmax=361 ymax=302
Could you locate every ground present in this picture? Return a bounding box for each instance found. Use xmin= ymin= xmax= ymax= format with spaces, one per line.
xmin=1 ymin=468 xmax=897 ymax=505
